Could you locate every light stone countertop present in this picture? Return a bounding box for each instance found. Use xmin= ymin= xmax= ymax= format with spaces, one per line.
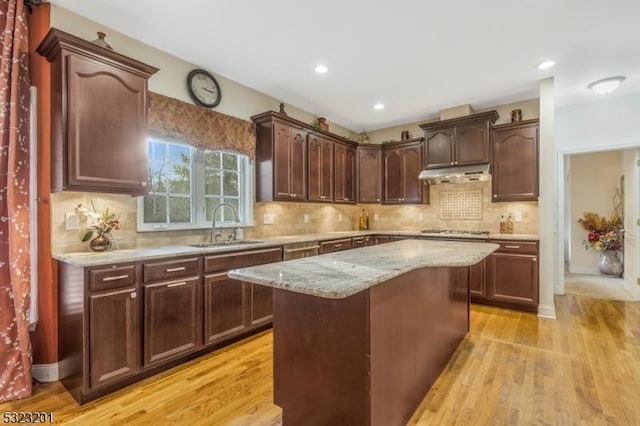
xmin=228 ymin=239 xmax=499 ymax=299
xmin=52 ymin=230 xmax=536 ymax=267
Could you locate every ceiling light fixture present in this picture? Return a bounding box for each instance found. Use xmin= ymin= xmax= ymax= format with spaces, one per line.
xmin=314 ymin=65 xmax=328 ymax=74
xmin=537 ymin=60 xmax=555 ymax=70
xmin=374 ymin=103 xmax=385 ymax=110
xmin=587 ymin=76 xmax=626 ymax=95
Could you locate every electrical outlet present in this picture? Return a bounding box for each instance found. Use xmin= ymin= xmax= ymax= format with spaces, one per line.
xmin=417 ymin=213 xmax=425 ymax=221
xmin=303 ymin=214 xmax=309 ymax=224
xmin=514 ymin=212 xmax=522 ymax=222
xmin=374 ymin=213 xmax=379 ymax=221
xmin=65 ymin=213 xmax=79 ymax=231
xmin=263 ymin=213 xmax=274 ymax=225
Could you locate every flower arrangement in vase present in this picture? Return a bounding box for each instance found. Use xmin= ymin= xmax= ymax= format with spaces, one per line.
xmin=578 ymin=211 xmax=623 ymax=276
xmin=76 ymin=199 xmax=120 ymax=252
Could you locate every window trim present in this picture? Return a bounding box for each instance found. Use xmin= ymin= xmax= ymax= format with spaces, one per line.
xmin=137 ymin=140 xmax=254 ymax=232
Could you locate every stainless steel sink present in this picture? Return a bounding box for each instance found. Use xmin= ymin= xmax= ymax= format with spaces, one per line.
xmin=188 ymin=240 xmax=264 ymax=248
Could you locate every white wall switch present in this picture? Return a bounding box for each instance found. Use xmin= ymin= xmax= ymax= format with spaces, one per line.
xmin=263 ymin=213 xmax=274 ymax=224
xmin=374 ymin=213 xmax=379 ymax=221
xmin=303 ymin=214 xmax=309 ymax=223
xmin=514 ymin=212 xmax=522 ymax=222
xmin=418 ymin=213 xmax=425 ymax=221
xmin=65 ymin=213 xmax=79 ymax=231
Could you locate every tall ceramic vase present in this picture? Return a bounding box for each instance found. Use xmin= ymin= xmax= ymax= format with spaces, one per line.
xmin=598 ymin=251 xmax=623 ymax=277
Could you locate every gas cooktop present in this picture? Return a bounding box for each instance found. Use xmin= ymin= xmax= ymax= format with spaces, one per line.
xmin=419 ymin=229 xmax=490 ymax=237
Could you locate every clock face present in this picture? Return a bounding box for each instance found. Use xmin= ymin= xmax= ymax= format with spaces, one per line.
xmin=187 ymin=69 xmax=221 ymax=108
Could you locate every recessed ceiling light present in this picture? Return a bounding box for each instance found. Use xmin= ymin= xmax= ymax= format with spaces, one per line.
xmin=314 ymin=65 xmax=328 ymax=74
xmin=588 ymin=76 xmax=626 ymax=95
xmin=374 ymin=103 xmax=385 ymax=110
xmin=537 ymin=60 xmax=555 ymax=70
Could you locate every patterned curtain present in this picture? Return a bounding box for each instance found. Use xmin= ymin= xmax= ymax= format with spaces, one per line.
xmin=0 ymin=0 xmax=32 ymax=401
xmin=148 ymin=92 xmax=256 ymax=158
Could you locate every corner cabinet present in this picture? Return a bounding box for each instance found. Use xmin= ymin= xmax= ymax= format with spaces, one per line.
xmin=420 ymin=111 xmax=498 ymax=169
xmin=491 ymin=119 xmax=539 ymax=202
xmin=382 ymin=139 xmax=425 ymax=204
xmin=37 ymin=28 xmax=158 ymax=195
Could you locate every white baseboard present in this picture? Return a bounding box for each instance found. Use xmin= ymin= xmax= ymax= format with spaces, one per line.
xmin=32 ymin=362 xmax=59 ymax=382
xmin=537 ymin=304 xmax=557 ymax=319
xmin=568 ymin=266 xmax=600 ymax=275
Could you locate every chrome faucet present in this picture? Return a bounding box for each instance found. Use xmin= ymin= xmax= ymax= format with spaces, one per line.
xmin=210 ymin=203 xmax=240 ymax=243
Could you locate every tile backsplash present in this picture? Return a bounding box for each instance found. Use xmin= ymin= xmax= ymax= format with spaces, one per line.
xmin=51 ymin=180 xmax=537 ymax=253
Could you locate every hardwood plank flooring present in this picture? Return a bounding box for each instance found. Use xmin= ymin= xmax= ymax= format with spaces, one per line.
xmin=3 ymin=293 xmax=640 ymax=425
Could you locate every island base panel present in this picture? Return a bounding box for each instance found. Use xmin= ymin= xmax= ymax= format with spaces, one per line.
xmin=273 ymin=266 xmax=470 ymax=426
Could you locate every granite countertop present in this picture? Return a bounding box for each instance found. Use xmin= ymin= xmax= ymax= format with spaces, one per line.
xmin=228 ymin=239 xmax=499 ymax=299
xmin=53 ymin=230 xmax=536 ymax=267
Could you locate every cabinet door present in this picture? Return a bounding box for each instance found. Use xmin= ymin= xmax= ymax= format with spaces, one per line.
xmin=469 ymin=259 xmax=486 ymax=298
xmin=308 ymin=134 xmax=334 ymax=202
xmin=357 ymin=147 xmax=381 ymax=203
xmin=487 ymin=253 xmax=538 ymax=309
xmin=335 ymin=143 xmax=356 ymax=203
xmin=66 ymin=55 xmax=149 ymax=194
xmin=203 ymin=272 xmax=249 ymax=345
xmin=400 ymin=143 xmax=423 ymax=203
xmin=250 ymin=284 xmax=273 ymax=327
xmin=290 ymin=128 xmax=308 ymax=200
xmin=492 ymin=124 xmax=538 ymax=202
xmin=373 ymin=235 xmax=390 ymax=245
xmin=273 ymin=122 xmax=293 ymax=199
xmin=424 ymin=128 xmax=454 ymax=169
xmin=89 ymin=287 xmax=139 ymax=389
xmin=383 ymin=148 xmax=403 ymax=203
xmin=455 ymin=120 xmax=490 ymax=165
xmin=143 ymin=278 xmax=200 ymax=366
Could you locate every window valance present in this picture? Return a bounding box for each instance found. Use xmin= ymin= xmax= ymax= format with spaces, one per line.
xmin=148 ymin=92 xmax=256 ymax=159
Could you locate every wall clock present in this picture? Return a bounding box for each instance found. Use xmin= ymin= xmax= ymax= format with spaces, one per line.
xmin=187 ymin=69 xmax=221 ymax=108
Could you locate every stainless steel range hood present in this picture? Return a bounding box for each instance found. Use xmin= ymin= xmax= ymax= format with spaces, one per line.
xmin=418 ymin=164 xmax=490 ymax=184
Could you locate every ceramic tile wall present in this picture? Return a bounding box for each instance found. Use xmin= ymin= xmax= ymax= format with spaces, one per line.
xmin=50 ymin=180 xmax=537 ymax=253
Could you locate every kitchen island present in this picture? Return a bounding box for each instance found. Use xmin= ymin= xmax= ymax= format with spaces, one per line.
xmin=229 ymin=239 xmax=498 ymax=425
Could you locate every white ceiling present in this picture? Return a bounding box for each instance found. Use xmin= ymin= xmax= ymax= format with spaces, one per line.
xmin=51 ymin=0 xmax=640 ymax=132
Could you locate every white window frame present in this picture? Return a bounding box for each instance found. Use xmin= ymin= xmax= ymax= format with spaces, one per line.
xmin=137 ymin=138 xmax=254 ymax=232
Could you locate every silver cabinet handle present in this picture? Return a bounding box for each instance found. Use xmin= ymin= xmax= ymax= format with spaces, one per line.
xmin=450 ymin=162 xmax=454 ymax=165
xmin=92 ymin=288 xmax=135 ymax=298
xmin=165 ymin=266 xmax=186 ymax=272
xmin=334 ymin=244 xmax=343 ymax=248
xmin=131 ymin=292 xmax=137 ymax=299
xmin=167 ymin=281 xmax=187 ymax=288
xmin=102 ymin=274 xmax=129 ymax=282
xmin=320 ymin=195 xmax=326 ymax=199
xmin=533 ymin=258 xmax=537 ymax=262
xmin=284 ymin=245 xmax=320 ymax=253
xmin=354 ymin=240 xmax=364 ymax=244
xmin=493 ymin=194 xmax=497 ymax=198
xmin=505 ymin=245 xmax=520 ymax=249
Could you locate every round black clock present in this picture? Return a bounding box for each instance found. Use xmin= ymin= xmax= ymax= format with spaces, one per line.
xmin=187 ymin=69 xmax=221 ymax=108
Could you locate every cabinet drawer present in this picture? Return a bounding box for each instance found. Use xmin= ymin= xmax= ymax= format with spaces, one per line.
xmin=490 ymin=240 xmax=538 ymax=255
xmin=205 ymin=247 xmax=282 ymax=274
xmin=89 ymin=264 xmax=137 ymax=292
xmin=352 ymin=237 xmax=367 ymax=248
xmin=143 ymin=257 xmax=200 ymax=283
xmin=320 ymin=238 xmax=353 ymax=254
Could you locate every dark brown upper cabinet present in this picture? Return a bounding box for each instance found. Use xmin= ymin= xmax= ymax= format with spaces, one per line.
xmin=357 ymin=145 xmax=382 ymax=203
xmin=37 ymin=28 xmax=158 ymax=195
xmin=419 ymin=111 xmax=498 ymax=169
xmin=382 ymin=139 xmax=425 ymax=204
xmin=334 ymin=142 xmax=356 ymax=203
xmin=253 ymin=112 xmax=308 ymax=201
xmin=308 ymin=133 xmax=335 ymax=202
xmin=491 ymin=119 xmax=539 ymax=202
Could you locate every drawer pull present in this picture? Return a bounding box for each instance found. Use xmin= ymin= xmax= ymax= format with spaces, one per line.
xmin=165 ymin=266 xmax=186 ymax=272
xmin=533 ymin=258 xmax=537 ymax=262
xmin=167 ymin=281 xmax=188 ymax=288
xmin=131 ymin=292 xmax=137 ymax=299
xmin=93 ymin=288 xmax=135 ymax=298
xmin=505 ymin=245 xmax=520 ymax=249
xmin=102 ymin=274 xmax=129 ymax=282
xmin=355 ymin=240 xmax=364 ymax=244
xmin=334 ymin=244 xmax=343 ymax=248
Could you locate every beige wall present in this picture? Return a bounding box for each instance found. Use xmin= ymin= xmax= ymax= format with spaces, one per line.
xmin=569 ymin=150 xmax=623 ymax=274
xmin=366 ymin=98 xmax=540 ymax=144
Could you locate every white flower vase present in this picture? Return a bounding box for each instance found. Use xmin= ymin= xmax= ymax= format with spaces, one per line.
xmin=598 ymin=251 xmax=623 ymax=277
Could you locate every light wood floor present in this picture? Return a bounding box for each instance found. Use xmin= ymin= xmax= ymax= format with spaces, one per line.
xmin=3 ymin=293 xmax=640 ymax=425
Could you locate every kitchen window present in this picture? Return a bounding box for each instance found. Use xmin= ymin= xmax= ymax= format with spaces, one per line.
xmin=138 ymin=138 xmax=253 ymax=231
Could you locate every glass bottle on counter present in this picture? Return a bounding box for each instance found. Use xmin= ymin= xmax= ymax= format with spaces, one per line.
xmin=358 ymin=208 xmax=367 ymax=230
xmin=499 ymin=214 xmax=506 ymax=234
xmin=365 ymin=211 xmax=369 ymax=230
xmin=506 ymin=213 xmax=514 ymax=234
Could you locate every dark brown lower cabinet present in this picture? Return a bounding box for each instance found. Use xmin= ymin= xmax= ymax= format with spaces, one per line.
xmin=472 ymin=240 xmax=539 ymax=313
xmin=203 ymin=272 xmax=249 ymax=345
xmin=468 ymin=259 xmax=486 ymax=298
xmin=89 ymin=287 xmax=139 ymax=390
xmin=143 ymin=277 xmax=200 ymax=367
xmin=251 ymin=284 xmax=274 ymax=327
xmin=373 ymin=235 xmax=391 ymax=245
